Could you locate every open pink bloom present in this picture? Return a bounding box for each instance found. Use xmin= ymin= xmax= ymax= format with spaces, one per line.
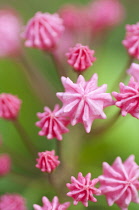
xmin=22 ymin=12 xmax=64 ymax=51
xmin=36 ymin=104 xmax=69 ymax=140
xmin=66 ymin=44 xmax=96 ymax=71
xmin=0 ymin=9 xmax=21 ymax=57
xmin=0 ymin=154 xmax=11 ymax=176
xmin=33 ymin=196 xmax=70 ymax=210
xmin=89 ymin=0 xmax=124 ymax=32
xmin=113 ymin=77 xmax=139 ymax=118
xmin=36 ymin=150 xmax=60 ymax=173
xmin=66 ymin=172 xmax=101 ymax=207
xmin=0 ymin=194 xmax=27 ymax=210
xmin=122 ymin=23 xmax=139 ymax=59
xmin=99 ymin=155 xmax=139 ymax=210
xmin=0 ymin=93 xmax=22 ymax=120
xmin=56 ymin=74 xmax=113 ymax=133
xmin=127 ymin=63 xmax=139 ymax=83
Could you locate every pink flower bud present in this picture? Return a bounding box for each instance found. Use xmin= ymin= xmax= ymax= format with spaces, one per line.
xmin=36 ymin=150 xmax=60 ymax=173
xmin=99 ymin=155 xmax=139 ymax=209
xmin=33 ymin=196 xmax=70 ymax=210
xmin=66 ymin=44 xmax=96 ymax=71
xmin=22 ymin=12 xmax=64 ymax=51
xmin=0 ymin=154 xmax=11 ymax=176
xmin=0 ymin=93 xmax=22 ymax=120
xmin=66 ymin=172 xmax=101 ymax=207
xmin=0 ymin=194 xmax=27 ymax=210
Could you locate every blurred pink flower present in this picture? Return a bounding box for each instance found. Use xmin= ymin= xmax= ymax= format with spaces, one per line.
xmin=33 ymin=196 xmax=70 ymax=210
xmin=57 ymin=74 xmax=113 ymax=133
xmin=66 ymin=172 xmax=101 ymax=207
xmin=123 ymin=23 xmax=139 ymax=59
xmin=66 ymin=44 xmax=96 ymax=71
xmin=0 ymin=154 xmax=11 ymax=176
xmin=36 ymin=104 xmax=69 ymax=140
xmin=22 ymin=12 xmax=64 ymax=51
xmin=36 ymin=150 xmax=60 ymax=173
xmin=0 ymin=93 xmax=22 ymax=120
xmin=0 ymin=194 xmax=27 ymax=210
xmin=99 ymin=155 xmax=139 ymax=210
xmin=89 ymin=0 xmax=125 ymax=32
xmin=127 ymin=63 xmax=139 ymax=83
xmin=113 ymin=77 xmax=139 ymax=118
xmin=0 ymin=9 xmax=21 ymax=57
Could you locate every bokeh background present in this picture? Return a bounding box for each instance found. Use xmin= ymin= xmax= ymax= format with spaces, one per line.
xmin=0 ymin=0 xmax=139 ymax=209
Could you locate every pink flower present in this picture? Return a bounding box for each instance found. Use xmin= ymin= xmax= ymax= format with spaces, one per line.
xmin=36 ymin=104 xmax=69 ymax=140
xmin=0 ymin=93 xmax=22 ymax=120
xmin=66 ymin=44 xmax=96 ymax=71
xmin=36 ymin=150 xmax=60 ymax=173
xmin=0 ymin=194 xmax=27 ymax=210
xmin=22 ymin=12 xmax=64 ymax=51
xmin=127 ymin=63 xmax=139 ymax=83
xmin=89 ymin=0 xmax=125 ymax=32
xmin=0 ymin=154 xmax=11 ymax=176
xmin=0 ymin=9 xmax=21 ymax=57
xmin=56 ymin=74 xmax=113 ymax=133
xmin=122 ymin=22 xmax=139 ymax=59
xmin=66 ymin=172 xmax=101 ymax=207
xmin=33 ymin=196 xmax=70 ymax=210
xmin=112 ymin=77 xmax=139 ymax=119
xmin=99 ymin=155 xmax=139 ymax=210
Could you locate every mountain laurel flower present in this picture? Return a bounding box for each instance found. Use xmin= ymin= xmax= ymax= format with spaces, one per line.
xmin=89 ymin=0 xmax=125 ymax=32
xmin=0 ymin=93 xmax=22 ymax=120
xmin=36 ymin=104 xmax=69 ymax=140
xmin=36 ymin=150 xmax=60 ymax=173
xmin=56 ymin=74 xmax=113 ymax=133
xmin=127 ymin=63 xmax=139 ymax=83
xmin=66 ymin=44 xmax=96 ymax=71
xmin=99 ymin=155 xmax=139 ymax=210
xmin=0 ymin=194 xmax=27 ymax=210
xmin=33 ymin=196 xmax=70 ymax=210
xmin=66 ymin=172 xmax=101 ymax=207
xmin=113 ymin=77 xmax=139 ymax=119
xmin=122 ymin=22 xmax=139 ymax=59
xmin=22 ymin=12 xmax=64 ymax=51
xmin=0 ymin=9 xmax=21 ymax=57
xmin=0 ymin=154 xmax=11 ymax=176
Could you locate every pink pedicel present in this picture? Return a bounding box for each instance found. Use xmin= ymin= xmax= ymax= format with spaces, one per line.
xmin=0 ymin=93 xmax=22 ymax=120
xmin=122 ymin=23 xmax=139 ymax=59
xmin=99 ymin=155 xmax=139 ymax=210
xmin=0 ymin=9 xmax=21 ymax=57
xmin=22 ymin=12 xmax=64 ymax=51
xmin=66 ymin=172 xmax=101 ymax=207
xmin=89 ymin=0 xmax=124 ymax=32
xmin=113 ymin=77 xmax=139 ymax=119
xmin=0 ymin=194 xmax=27 ymax=210
xmin=127 ymin=63 xmax=139 ymax=83
xmin=0 ymin=154 xmax=11 ymax=176
xmin=56 ymin=74 xmax=113 ymax=133
xmin=66 ymin=44 xmax=96 ymax=71
xmin=36 ymin=104 xmax=69 ymax=140
xmin=36 ymin=150 xmax=60 ymax=173
xmin=33 ymin=196 xmax=70 ymax=210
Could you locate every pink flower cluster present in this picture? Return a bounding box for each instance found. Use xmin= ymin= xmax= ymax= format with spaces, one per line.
xmin=0 ymin=154 xmax=11 ymax=176
xmin=33 ymin=196 xmax=70 ymax=210
xmin=36 ymin=150 xmax=60 ymax=173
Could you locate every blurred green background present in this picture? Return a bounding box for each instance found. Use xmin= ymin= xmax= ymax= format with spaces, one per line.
xmin=0 ymin=0 xmax=139 ymax=209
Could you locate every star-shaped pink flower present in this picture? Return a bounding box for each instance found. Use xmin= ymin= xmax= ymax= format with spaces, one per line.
xmin=56 ymin=74 xmax=113 ymax=133
xmin=36 ymin=104 xmax=69 ymax=140
xmin=99 ymin=155 xmax=139 ymax=210
xmin=113 ymin=77 xmax=139 ymax=119
xmin=33 ymin=196 xmax=70 ymax=210
xmin=66 ymin=172 xmax=101 ymax=207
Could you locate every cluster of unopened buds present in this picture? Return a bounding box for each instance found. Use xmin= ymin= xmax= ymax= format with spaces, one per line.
xmin=0 ymin=0 xmax=139 ymax=209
